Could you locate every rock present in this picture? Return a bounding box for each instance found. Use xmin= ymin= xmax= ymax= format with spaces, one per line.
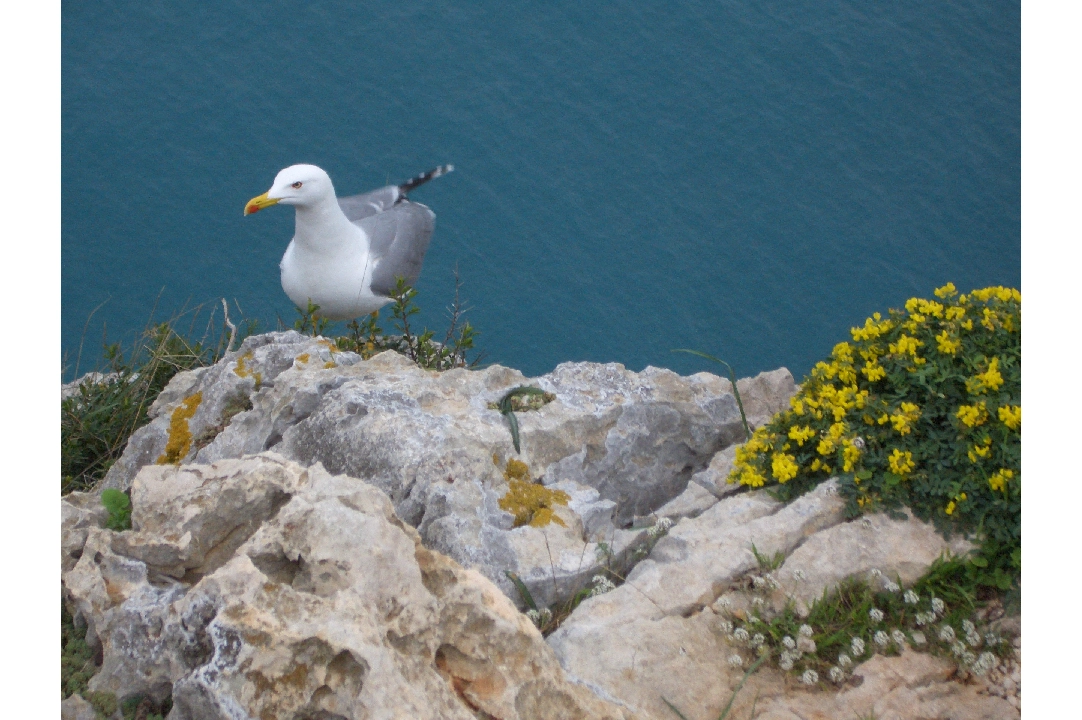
xmin=546 ymin=477 xmax=1011 ymax=720
xmin=97 ymin=331 xmax=796 ymax=608
xmin=60 ymin=694 xmax=98 ymax=720
xmin=64 ymin=454 xmax=635 ymax=719
xmin=654 ymin=480 xmax=719 ymax=521
xmin=62 ymin=491 xmax=109 ymax=573
xmin=689 ymin=444 xmax=743 ymax=498
xmin=770 ymin=508 xmax=975 ymax=616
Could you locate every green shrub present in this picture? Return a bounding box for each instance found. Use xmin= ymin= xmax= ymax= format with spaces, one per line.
xmin=62 ymin=318 xmax=238 ymax=494
xmin=728 ymin=284 xmax=1020 ymax=586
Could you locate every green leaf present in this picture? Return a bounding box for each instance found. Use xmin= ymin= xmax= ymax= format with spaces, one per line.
xmin=101 ymin=489 xmax=132 ymax=531
xmin=503 ymin=571 xmax=537 ymax=612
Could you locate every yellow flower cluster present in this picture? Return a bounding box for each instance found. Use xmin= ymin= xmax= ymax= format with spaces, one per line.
xmin=944 ymin=492 xmax=967 ymax=516
xmin=887 ymin=402 xmax=921 ymax=435
xmin=771 ymin=452 xmax=799 ymax=482
xmin=888 ymin=448 xmax=914 ymax=476
xmin=726 ymin=283 xmax=1019 ymax=534
xmin=956 ymin=402 xmax=988 ymax=428
xmin=998 ymin=405 xmax=1021 ymax=430
xmin=788 ymin=425 xmax=816 ymax=446
xmin=968 ymin=436 xmax=993 ymax=463
xmin=966 ymin=357 xmax=1004 ymax=394
xmin=988 ymin=468 xmax=1014 ymax=492
xmin=935 ymin=330 xmax=961 ymax=355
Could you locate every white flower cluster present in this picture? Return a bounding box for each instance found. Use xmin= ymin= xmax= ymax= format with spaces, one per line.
xmin=884 ymin=580 xmax=901 ymax=593
xmin=526 ymin=607 xmax=552 ymax=627
xmin=801 ymin=669 xmax=819 ymax=685
xmin=733 ymin=627 xmax=750 ymax=644
xmin=914 ymin=611 xmax=935 ymax=626
xmin=751 ymin=573 xmax=780 ymax=591
xmin=873 ymin=630 xmax=890 ymax=647
xmin=931 ymin=597 xmax=945 ymax=615
xmin=910 ymin=631 xmax=926 ymax=645
xmin=829 ymin=665 xmax=846 ymax=683
xmin=727 ymin=653 xmax=744 ymax=668
xmin=750 ymin=633 xmax=765 ymax=648
xmin=837 ymin=653 xmax=853 ymax=668
xmin=851 ymin=637 xmax=866 ymax=657
xmin=938 ymin=625 xmax=956 ymax=643
xmin=891 ymin=629 xmax=906 ymax=646
xmin=868 ymin=607 xmax=884 ymax=623
xmin=971 ymin=651 xmax=998 ymax=676
xmin=903 ymin=589 xmax=920 ymax=604
xmin=962 ymin=619 xmax=982 ymax=647
xmin=647 ymin=517 xmax=673 ymax=538
xmin=782 ymin=635 xmax=796 ymax=650
xmin=718 ymin=619 xmax=734 ymax=634
xmin=588 ymin=575 xmax=616 ymax=597
xmin=799 ymin=624 xmax=814 ymax=638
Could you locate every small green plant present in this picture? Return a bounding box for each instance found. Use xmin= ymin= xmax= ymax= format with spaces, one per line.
xmin=101 ymin=489 xmax=132 ymax=531
xmin=750 ymin=543 xmax=785 ymax=572
xmin=727 ymin=285 xmax=1020 ymax=588
xmin=293 ymin=299 xmax=331 ymax=337
xmin=333 ymin=275 xmax=481 ymax=370
xmin=62 ymin=605 xmax=98 ymax=700
xmin=719 ymin=554 xmax=1014 ymax=686
xmin=62 ymin=305 xmax=248 ymax=494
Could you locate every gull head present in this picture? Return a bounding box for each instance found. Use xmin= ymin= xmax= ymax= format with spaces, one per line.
xmin=244 ymin=164 xmax=335 ymax=216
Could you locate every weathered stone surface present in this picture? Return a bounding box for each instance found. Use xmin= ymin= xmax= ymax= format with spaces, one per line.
xmin=98 ymin=332 xmax=796 ymax=608
xmin=62 ymin=491 xmax=110 ymax=573
xmin=770 ymin=508 xmax=976 ymax=617
xmin=547 ymin=478 xmax=1016 ymax=720
xmin=60 ymin=693 xmax=98 ymax=720
xmin=64 ymin=454 xmax=635 ymax=720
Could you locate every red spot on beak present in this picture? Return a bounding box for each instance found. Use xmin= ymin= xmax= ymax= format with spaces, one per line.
xmin=246 ymin=204 xmax=258 ymax=214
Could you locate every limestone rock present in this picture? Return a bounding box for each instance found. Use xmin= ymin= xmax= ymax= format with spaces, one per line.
xmin=771 ymin=508 xmax=976 ymax=616
xmin=97 ymin=331 xmax=796 ymax=608
xmin=62 ymin=491 xmax=109 ymax=573
xmin=546 ymin=478 xmax=1012 ymax=720
xmin=60 ymin=693 xmax=99 ymax=720
xmin=64 ymin=454 xmax=635 ymax=720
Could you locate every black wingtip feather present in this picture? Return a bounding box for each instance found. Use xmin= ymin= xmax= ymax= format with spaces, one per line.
xmin=399 ymin=164 xmax=455 ymax=195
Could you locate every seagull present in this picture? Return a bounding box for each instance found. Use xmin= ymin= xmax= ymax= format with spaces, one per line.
xmin=244 ymin=163 xmax=453 ymax=320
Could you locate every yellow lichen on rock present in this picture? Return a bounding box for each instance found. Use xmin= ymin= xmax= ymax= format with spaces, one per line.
xmin=234 ymin=351 xmax=255 ymax=378
xmin=503 ymin=458 xmax=530 ymax=482
xmin=156 ymin=392 xmax=203 ymax=464
xmin=498 ymin=460 xmax=569 ymax=528
xmin=295 ymin=353 xmax=310 ymax=364
xmin=323 ymin=361 xmax=336 ymax=369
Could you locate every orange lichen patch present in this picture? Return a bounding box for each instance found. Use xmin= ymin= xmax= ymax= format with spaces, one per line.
xmin=323 ymin=361 xmax=336 ymax=369
xmin=295 ymin=353 xmax=310 ymax=364
xmin=503 ymin=458 xmax=530 ymax=482
xmin=234 ymin=350 xmax=255 ymax=378
xmin=318 ymin=339 xmax=340 ymax=354
xmin=498 ymin=460 xmax=569 ymax=528
xmin=156 ymin=392 xmax=203 ymax=464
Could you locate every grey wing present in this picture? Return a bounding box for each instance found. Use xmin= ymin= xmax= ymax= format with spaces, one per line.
xmin=337 ymin=186 xmax=403 ymax=223
xmin=358 ymin=201 xmax=435 ymax=296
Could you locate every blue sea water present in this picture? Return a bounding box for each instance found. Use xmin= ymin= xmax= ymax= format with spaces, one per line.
xmin=62 ymin=1 xmax=1020 ymax=382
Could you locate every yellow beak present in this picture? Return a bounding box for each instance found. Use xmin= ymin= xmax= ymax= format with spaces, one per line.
xmin=244 ymin=191 xmax=280 ymax=216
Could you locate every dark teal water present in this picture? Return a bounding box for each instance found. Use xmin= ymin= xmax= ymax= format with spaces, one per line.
xmin=63 ymin=1 xmax=1019 ymax=381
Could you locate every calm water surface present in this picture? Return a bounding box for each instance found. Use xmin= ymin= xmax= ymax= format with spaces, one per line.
xmin=62 ymin=1 xmax=1020 ymax=380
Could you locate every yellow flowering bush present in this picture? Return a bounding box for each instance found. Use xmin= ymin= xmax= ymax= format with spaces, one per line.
xmin=728 ymin=284 xmax=1020 ymax=585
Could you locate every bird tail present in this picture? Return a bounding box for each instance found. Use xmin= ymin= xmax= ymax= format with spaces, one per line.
xmin=399 ymin=164 xmax=455 ymax=195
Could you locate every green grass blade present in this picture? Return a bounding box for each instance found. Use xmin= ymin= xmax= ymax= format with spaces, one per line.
xmin=503 ymin=571 xmax=538 ymax=611
xmin=673 ymin=349 xmax=750 ymax=441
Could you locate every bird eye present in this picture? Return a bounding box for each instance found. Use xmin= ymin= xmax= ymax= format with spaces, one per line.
xmin=291 ymin=181 xmax=303 ymax=189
